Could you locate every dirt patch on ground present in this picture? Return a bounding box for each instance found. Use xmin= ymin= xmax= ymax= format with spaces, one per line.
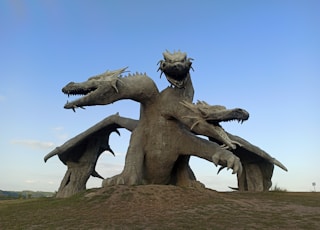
xmin=82 ymin=185 xmax=320 ymax=229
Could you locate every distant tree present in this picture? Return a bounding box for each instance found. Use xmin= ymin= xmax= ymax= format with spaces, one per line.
xmin=270 ymin=184 xmax=287 ymax=192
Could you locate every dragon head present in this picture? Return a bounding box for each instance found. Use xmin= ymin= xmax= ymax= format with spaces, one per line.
xmin=181 ymin=100 xmax=250 ymax=149
xmin=193 ymin=101 xmax=250 ymax=124
xmin=158 ymin=50 xmax=193 ymax=88
xmin=62 ymin=67 xmax=127 ymax=111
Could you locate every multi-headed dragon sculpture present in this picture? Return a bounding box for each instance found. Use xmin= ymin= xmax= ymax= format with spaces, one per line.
xmin=45 ymin=51 xmax=287 ymax=198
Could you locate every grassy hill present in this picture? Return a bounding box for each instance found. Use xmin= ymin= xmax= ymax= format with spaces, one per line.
xmin=0 ymin=185 xmax=319 ymax=229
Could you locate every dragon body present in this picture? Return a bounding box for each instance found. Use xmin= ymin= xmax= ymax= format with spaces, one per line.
xmin=45 ymin=51 xmax=286 ymax=197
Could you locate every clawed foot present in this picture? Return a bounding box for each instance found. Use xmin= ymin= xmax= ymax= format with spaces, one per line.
xmin=212 ymin=149 xmax=242 ymax=176
xmin=220 ymin=140 xmax=242 ymax=150
xmin=102 ymin=172 xmax=140 ymax=187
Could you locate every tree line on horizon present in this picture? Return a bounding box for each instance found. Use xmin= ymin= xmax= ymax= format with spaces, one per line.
xmin=0 ymin=190 xmax=54 ymax=199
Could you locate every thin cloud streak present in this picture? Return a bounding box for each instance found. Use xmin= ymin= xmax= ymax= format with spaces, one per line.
xmin=53 ymin=126 xmax=64 ymax=131
xmin=11 ymin=139 xmax=55 ymax=150
xmin=25 ymin=179 xmax=37 ymax=184
xmin=52 ymin=126 xmax=69 ymax=141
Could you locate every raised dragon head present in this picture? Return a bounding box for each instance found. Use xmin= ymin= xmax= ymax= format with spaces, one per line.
xmin=158 ymin=50 xmax=193 ymax=88
xmin=62 ymin=67 xmax=128 ymax=111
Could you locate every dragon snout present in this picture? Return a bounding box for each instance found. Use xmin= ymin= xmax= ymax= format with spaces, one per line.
xmin=235 ymin=108 xmax=250 ymax=120
xmin=62 ymin=82 xmax=75 ymax=93
xmin=173 ymin=63 xmax=184 ymax=71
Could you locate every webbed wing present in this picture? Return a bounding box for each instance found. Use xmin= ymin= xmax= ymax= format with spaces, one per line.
xmin=210 ymin=132 xmax=287 ymax=172
xmin=44 ymin=113 xmax=138 ymax=178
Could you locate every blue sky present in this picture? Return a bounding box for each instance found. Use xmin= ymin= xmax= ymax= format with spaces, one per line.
xmin=0 ymin=0 xmax=319 ymax=192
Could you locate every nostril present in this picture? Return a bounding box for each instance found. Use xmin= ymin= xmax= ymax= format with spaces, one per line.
xmin=174 ymin=63 xmax=182 ymax=70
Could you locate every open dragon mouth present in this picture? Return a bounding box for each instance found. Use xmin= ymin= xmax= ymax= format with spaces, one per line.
xmin=62 ymin=85 xmax=97 ymax=97
xmin=159 ymin=63 xmax=191 ymax=88
xmin=206 ymin=114 xmax=249 ymax=150
xmin=61 ymin=67 xmax=128 ymax=112
xmin=206 ymin=112 xmax=250 ymax=125
xmin=180 ymin=100 xmax=250 ymax=149
xmin=190 ymin=102 xmax=250 ymax=125
xmin=158 ymin=50 xmax=193 ymax=88
xmin=62 ymin=83 xmax=98 ymax=111
xmin=207 ymin=118 xmax=248 ymax=126
xmin=204 ymin=113 xmax=249 ymax=134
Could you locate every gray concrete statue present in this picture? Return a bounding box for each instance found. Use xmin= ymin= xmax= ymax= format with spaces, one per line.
xmin=45 ymin=51 xmax=287 ymax=198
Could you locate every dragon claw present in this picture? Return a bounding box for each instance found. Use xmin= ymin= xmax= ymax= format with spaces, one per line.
xmin=212 ymin=150 xmax=243 ymax=176
xmin=212 ymin=155 xmax=219 ymax=166
xmin=220 ymin=144 xmax=229 ymax=150
xmin=231 ymin=140 xmax=242 ymax=147
xmin=217 ymin=166 xmax=226 ymax=174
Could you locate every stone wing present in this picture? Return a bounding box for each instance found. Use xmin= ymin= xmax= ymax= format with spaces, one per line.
xmin=44 ymin=114 xmax=138 ymax=165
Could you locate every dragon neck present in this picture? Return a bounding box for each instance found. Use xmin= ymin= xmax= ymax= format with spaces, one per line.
xmin=112 ymin=74 xmax=159 ymax=105
xmin=169 ymin=73 xmax=194 ymax=101
xmin=183 ymin=73 xmax=194 ymax=101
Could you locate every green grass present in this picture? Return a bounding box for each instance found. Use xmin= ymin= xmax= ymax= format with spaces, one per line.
xmin=0 ymin=185 xmax=319 ymax=229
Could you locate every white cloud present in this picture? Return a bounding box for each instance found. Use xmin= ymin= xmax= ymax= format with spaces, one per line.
xmin=96 ymin=162 xmax=124 ymax=174
xmin=52 ymin=126 xmax=69 ymax=141
xmin=53 ymin=126 xmax=64 ymax=131
xmin=11 ymin=139 xmax=55 ymax=150
xmin=56 ymin=133 xmax=69 ymax=141
xmin=25 ymin=179 xmax=37 ymax=184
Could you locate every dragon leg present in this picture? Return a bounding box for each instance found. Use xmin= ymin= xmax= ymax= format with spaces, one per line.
xmin=102 ymin=125 xmax=145 ymax=186
xmin=176 ymin=128 xmax=243 ymax=176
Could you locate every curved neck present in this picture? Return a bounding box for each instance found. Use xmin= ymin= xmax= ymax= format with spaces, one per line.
xmin=183 ymin=73 xmax=194 ymax=101
xmin=111 ymin=75 xmax=159 ymax=105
